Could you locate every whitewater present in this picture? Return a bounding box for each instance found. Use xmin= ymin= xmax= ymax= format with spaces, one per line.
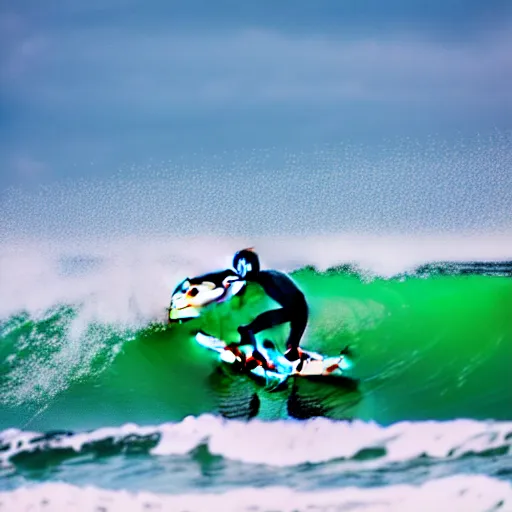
xmin=2 ymin=233 xmax=511 ymax=323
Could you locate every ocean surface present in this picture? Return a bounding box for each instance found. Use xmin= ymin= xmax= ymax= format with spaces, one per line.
xmin=1 ymin=236 xmax=511 ymax=511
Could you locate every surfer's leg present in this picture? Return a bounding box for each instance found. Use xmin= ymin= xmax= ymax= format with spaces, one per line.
xmin=284 ymin=298 xmax=309 ymax=360
xmin=238 ymin=308 xmax=291 ymax=347
xmin=243 ymin=308 xmax=291 ymax=335
xmin=238 ymin=309 xmax=290 ymax=369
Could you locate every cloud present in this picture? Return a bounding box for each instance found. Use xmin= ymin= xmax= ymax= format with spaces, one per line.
xmin=1 ymin=2 xmax=510 ymax=197
xmin=0 ymin=11 xmax=48 ymax=83
xmin=1 ymin=20 xmax=511 ymax=114
xmin=10 ymin=155 xmax=48 ymax=179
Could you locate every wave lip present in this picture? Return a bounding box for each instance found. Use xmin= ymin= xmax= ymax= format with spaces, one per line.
xmin=0 ymin=475 xmax=511 ymax=512
xmin=1 ymin=234 xmax=512 ymax=324
xmin=1 ymin=415 xmax=511 ymax=469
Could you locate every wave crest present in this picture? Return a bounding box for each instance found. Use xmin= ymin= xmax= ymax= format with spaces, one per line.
xmin=2 ymin=415 xmax=511 ymax=469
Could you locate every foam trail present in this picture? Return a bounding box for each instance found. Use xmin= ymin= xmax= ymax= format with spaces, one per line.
xmin=0 ymin=475 xmax=510 ymax=512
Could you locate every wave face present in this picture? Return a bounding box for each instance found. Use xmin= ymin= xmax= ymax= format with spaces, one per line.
xmin=1 ymin=238 xmax=511 ymax=430
xmin=1 ymin=236 xmax=511 ymax=507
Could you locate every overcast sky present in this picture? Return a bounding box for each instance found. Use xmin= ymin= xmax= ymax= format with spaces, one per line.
xmin=1 ymin=1 xmax=511 ymax=237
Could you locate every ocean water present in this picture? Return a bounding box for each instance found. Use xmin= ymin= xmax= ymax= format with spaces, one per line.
xmin=1 ymin=236 xmax=511 ymax=511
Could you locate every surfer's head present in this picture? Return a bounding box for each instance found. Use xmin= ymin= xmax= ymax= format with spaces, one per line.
xmin=233 ymin=248 xmax=260 ymax=280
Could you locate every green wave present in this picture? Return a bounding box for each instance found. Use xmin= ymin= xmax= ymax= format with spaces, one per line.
xmin=1 ymin=264 xmax=511 ymax=431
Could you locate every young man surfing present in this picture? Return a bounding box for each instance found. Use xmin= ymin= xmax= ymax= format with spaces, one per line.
xmin=231 ymin=248 xmax=309 ymax=366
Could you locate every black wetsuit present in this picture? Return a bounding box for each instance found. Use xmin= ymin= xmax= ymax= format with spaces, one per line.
xmin=186 ymin=267 xmax=308 ymax=359
xmin=239 ymin=270 xmax=308 ymax=356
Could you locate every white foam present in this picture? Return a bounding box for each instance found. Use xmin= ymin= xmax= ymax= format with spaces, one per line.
xmin=156 ymin=416 xmax=512 ymax=468
xmin=2 ymin=415 xmax=511 ymax=469
xmin=0 ymin=313 xmax=128 ymax=407
xmin=0 ymin=474 xmax=510 ymax=512
xmin=1 ymin=234 xmax=511 ymax=326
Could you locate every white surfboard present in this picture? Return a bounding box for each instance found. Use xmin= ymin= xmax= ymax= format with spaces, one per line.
xmin=194 ymin=332 xmax=354 ymax=389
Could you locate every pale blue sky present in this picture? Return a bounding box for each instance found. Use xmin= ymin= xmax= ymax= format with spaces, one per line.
xmin=1 ymin=1 xmax=511 ymax=237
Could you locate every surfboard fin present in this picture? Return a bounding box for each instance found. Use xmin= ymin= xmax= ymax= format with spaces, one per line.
xmin=340 ymin=345 xmax=355 ymax=358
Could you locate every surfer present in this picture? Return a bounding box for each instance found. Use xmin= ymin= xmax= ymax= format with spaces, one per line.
xmin=232 ymin=248 xmax=308 ymax=364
